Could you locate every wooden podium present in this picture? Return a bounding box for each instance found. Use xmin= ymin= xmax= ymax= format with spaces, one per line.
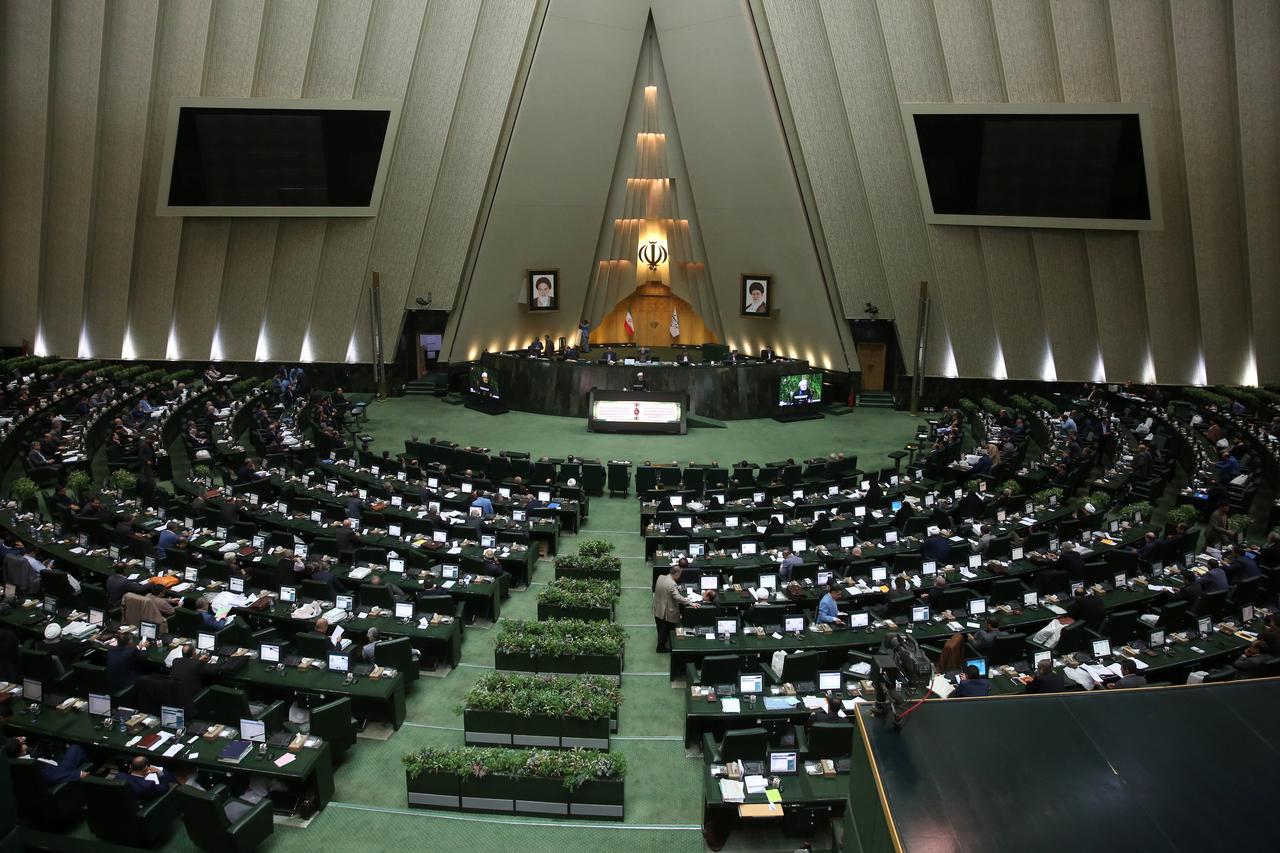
xmin=597 ymin=280 xmax=716 ymax=346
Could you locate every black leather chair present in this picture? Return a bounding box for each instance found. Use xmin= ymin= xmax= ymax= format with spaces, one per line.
xmin=702 ymin=726 xmax=769 ymax=763
xmin=1100 ymin=610 xmax=1142 ymax=644
xmin=8 ymin=756 xmax=85 ymax=829
xmin=194 ymin=685 xmax=285 ymax=731
xmin=802 ymin=721 xmax=854 ymax=759
xmin=687 ymin=654 xmax=740 ymax=687
xmin=358 ymin=583 xmax=395 ymax=610
xmin=175 ymin=784 xmax=273 ymax=853
xmin=309 ymin=696 xmax=357 ymax=764
xmin=983 ymin=632 xmax=1029 ymax=667
xmin=82 ymin=775 xmax=180 ymax=846
xmin=373 ymin=636 xmax=417 ymax=683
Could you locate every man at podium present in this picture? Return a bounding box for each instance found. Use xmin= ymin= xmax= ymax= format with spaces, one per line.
xmin=631 ymin=372 xmax=649 ymax=392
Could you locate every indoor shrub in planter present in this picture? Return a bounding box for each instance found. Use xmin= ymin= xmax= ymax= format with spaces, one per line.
xmin=403 ymin=747 xmax=625 ymax=819
xmin=65 ymin=469 xmax=92 ymax=502
xmin=1227 ymin=514 xmax=1253 ymax=536
xmin=9 ymin=477 xmax=40 ymax=512
xmin=110 ymin=469 xmax=137 ymax=498
xmin=1116 ymin=501 xmax=1154 ymax=524
xmin=577 ymin=539 xmax=615 ymax=558
xmin=1032 ymin=487 xmax=1064 ymax=509
xmin=537 ymin=578 xmax=619 ymax=622
xmin=402 ymin=746 xmax=467 ymax=810
xmin=462 ymin=673 xmax=620 ymax=749
xmin=1164 ymin=504 xmax=1198 ymax=533
xmin=494 ymin=619 xmax=626 ymax=676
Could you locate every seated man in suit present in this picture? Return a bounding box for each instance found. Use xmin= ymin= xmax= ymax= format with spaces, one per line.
xmin=921 ymin=531 xmax=951 ymax=563
xmin=951 ymin=665 xmax=989 ymax=697
xmin=600 ymin=348 xmax=618 ymax=364
xmin=968 ymin=616 xmax=1003 ymax=652
xmin=1232 ymin=613 xmax=1280 ymax=673
xmin=1225 ymin=546 xmax=1260 ymax=583
xmin=1066 ymin=587 xmax=1105 ymax=631
xmin=631 ymin=372 xmax=649 ymax=392
xmin=676 ymin=352 xmax=693 ymax=366
xmin=123 ymin=755 xmax=169 ymax=801
xmin=3 ymin=737 xmax=90 ymax=783
xmin=1021 ymin=658 xmax=1065 ymax=694
xmin=1108 ymin=658 xmax=1147 ymax=689
xmin=479 ymin=548 xmax=510 ymax=582
xmin=361 ymin=627 xmax=381 ymax=663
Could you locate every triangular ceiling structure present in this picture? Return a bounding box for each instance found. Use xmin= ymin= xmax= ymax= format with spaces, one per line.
xmin=445 ymin=0 xmax=854 ymax=373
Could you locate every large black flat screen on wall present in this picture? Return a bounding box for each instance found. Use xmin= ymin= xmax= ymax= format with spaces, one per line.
xmin=166 ymin=106 xmax=391 ymax=210
xmin=912 ymin=113 xmax=1151 ymax=221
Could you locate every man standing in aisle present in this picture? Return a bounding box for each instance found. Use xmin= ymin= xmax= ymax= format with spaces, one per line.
xmin=652 ymin=564 xmax=688 ymax=653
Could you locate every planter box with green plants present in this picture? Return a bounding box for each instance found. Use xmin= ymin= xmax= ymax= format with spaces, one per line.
xmin=553 ymin=539 xmax=622 ymax=581
xmin=403 ymin=746 xmax=626 ymax=819
xmin=536 ymin=578 xmax=619 ymax=622
xmin=462 ymin=673 xmax=621 ymax=749
xmin=494 ymin=619 xmax=626 ymax=678
xmin=9 ymin=477 xmax=40 ymax=513
xmin=1164 ymin=503 xmax=1199 ymax=535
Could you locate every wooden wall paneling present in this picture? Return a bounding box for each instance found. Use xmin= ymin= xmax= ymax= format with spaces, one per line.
xmin=410 ymin=0 xmax=539 ymax=341
xmin=259 ymin=0 xmax=373 ymax=364
xmin=1233 ymin=0 xmax=1280 ymax=383
xmin=819 ymin=0 xmax=948 ymax=375
xmin=211 ymin=0 xmax=317 ymax=362
xmin=363 ymin=0 xmax=482 ymax=365
xmin=762 ymin=0 xmax=892 ymax=328
xmin=80 ymin=0 xmax=159 ymax=360
xmin=39 ymin=2 xmax=105 ymax=357
xmin=0 ymin=0 xmax=53 ymax=350
xmin=1050 ymin=0 xmax=1149 ymax=383
xmin=1169 ymin=0 xmax=1250 ymax=385
xmin=169 ymin=0 xmax=263 ymax=362
xmin=305 ymin=0 xmax=426 ymax=363
xmin=1106 ymin=0 xmax=1199 ymax=384
xmin=122 ymin=0 xmax=212 ymax=359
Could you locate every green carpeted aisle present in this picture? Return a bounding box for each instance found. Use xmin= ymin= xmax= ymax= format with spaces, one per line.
xmin=125 ymin=398 xmax=919 ymax=852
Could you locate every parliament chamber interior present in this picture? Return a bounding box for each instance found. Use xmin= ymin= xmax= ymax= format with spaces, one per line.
xmin=1 ymin=2 xmax=1278 ymax=852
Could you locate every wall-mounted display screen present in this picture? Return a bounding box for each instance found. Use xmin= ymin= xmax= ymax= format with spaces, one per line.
xmin=158 ymin=98 xmax=400 ymax=216
xmin=903 ymin=104 xmax=1161 ymax=231
xmin=778 ymin=372 xmax=823 ymax=407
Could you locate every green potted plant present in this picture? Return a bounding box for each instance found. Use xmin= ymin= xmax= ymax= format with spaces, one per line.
xmin=110 ymin=469 xmax=137 ymax=497
xmin=563 ymin=750 xmax=626 ymax=819
xmin=65 ymin=469 xmax=92 ymax=502
xmin=461 ymin=674 xmax=619 ymax=749
xmin=1164 ymin=503 xmax=1198 ymax=534
xmin=999 ymin=478 xmax=1021 ymax=497
xmin=403 ymin=746 xmax=464 ymax=810
xmin=192 ymin=464 xmax=212 ymax=484
xmin=537 ymin=578 xmax=619 ymax=622
xmin=457 ymin=746 xmax=529 ymax=813
xmin=577 ymin=540 xmax=615 ymax=558
xmin=1032 ymin=487 xmax=1064 ymax=509
xmin=1227 ymin=514 xmax=1253 ymax=536
xmin=10 ymin=477 xmax=40 ymax=511
xmin=1116 ymin=501 xmax=1154 ymax=523
xmin=494 ymin=620 xmax=626 ymax=677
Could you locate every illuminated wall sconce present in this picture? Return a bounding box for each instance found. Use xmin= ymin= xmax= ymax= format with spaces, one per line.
xmin=638 ymin=239 xmax=668 ymax=272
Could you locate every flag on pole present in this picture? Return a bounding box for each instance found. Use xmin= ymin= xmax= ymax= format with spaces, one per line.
xmin=624 ymin=311 xmax=635 ymax=338
xmin=669 ymin=309 xmax=680 ymax=339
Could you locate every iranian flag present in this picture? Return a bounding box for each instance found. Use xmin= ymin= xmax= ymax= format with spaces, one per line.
xmin=624 ymin=311 xmax=635 ymax=338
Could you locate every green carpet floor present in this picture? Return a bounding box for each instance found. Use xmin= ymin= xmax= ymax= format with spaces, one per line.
xmin=80 ymin=398 xmax=921 ymax=852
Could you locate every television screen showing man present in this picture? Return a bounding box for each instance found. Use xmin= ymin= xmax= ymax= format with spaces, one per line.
xmin=778 ymin=372 xmax=823 ymax=407
xmin=790 ymin=377 xmax=814 ymax=404
xmin=631 ymin=372 xmax=649 ymax=392
xmin=469 ymin=369 xmax=496 ymax=398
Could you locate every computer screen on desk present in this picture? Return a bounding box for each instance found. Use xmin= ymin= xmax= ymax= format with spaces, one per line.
xmin=198 ymin=632 xmax=215 ymax=652
xmin=1032 ymin=650 xmax=1051 ymax=668
xmin=161 ymin=706 xmax=185 ymax=730
xmin=738 ymin=674 xmax=763 ymax=694
xmin=279 ymin=586 xmax=297 ymax=603
xmin=716 ymin=618 xmax=738 ymax=636
xmin=769 ymin=751 xmax=798 ymax=774
xmin=88 ymin=693 xmax=111 ymax=717
xmin=328 ymin=653 xmax=349 ymax=673
xmin=967 ymin=599 xmax=987 ymax=616
xmin=912 ymin=606 xmax=930 ymax=623
xmin=336 ymin=594 xmax=353 ymax=612
xmin=1091 ymin=640 xmax=1111 ymax=659
xmin=965 ymin=657 xmax=987 ymax=677
xmin=741 ymin=542 xmax=758 ymax=555
xmin=689 ymin=542 xmax=705 ymax=558
xmin=840 ymin=535 xmax=855 ymax=549
xmin=395 ymin=602 xmax=414 ymax=620
xmin=819 ymin=671 xmax=842 ymax=691
xmin=240 ymin=719 xmax=266 ymax=743
xmin=784 ymin=616 xmax=805 ymax=633
xmin=759 ymin=574 xmax=777 ymax=590
xmin=700 ymin=575 xmax=718 ymax=591
xmin=849 ymin=612 xmax=870 ymax=628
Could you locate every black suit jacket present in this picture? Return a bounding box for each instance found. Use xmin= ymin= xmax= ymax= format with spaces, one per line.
xmin=1024 ymin=671 xmax=1066 ymax=694
xmin=1067 ymin=594 xmax=1106 ymax=631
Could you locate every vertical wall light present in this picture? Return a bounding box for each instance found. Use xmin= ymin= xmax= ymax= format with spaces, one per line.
xmin=1040 ymin=344 xmax=1057 ymax=383
xmin=254 ymin=327 xmax=269 ymax=362
xmin=1193 ymin=353 xmax=1208 ymax=387
xmin=209 ymin=327 xmax=223 ymax=362
xmin=165 ymin=326 xmax=180 ymax=361
xmin=121 ymin=328 xmax=136 ymax=361
xmin=77 ymin=327 xmax=91 ymax=360
xmin=1241 ymin=351 xmax=1259 ymax=387
xmin=299 ymin=332 xmax=314 ymax=364
xmin=1093 ymin=350 xmax=1106 ymax=384
xmin=32 ymin=328 xmax=48 ymax=357
xmin=1141 ymin=351 xmax=1156 ymax=385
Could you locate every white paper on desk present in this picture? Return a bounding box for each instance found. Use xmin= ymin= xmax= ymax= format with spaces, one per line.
xmin=1122 ymin=655 xmax=1149 ymax=670
xmin=848 ymin=662 xmax=872 ymax=677
xmin=162 ymin=743 xmax=183 ymax=758
xmin=348 ymin=567 xmax=372 ymax=580
xmin=947 ymin=621 xmax=964 ymax=632
xmin=959 ymin=568 xmax=976 ymax=580
xmin=1019 ymin=517 xmax=1037 ymax=527
xmin=770 ymin=632 xmax=783 ymax=640
xmin=719 ymin=779 xmax=745 ymax=802
xmin=171 ymin=583 xmax=192 ymax=593
xmin=126 ymin=735 xmax=142 ymax=747
xmin=721 ymin=698 xmax=741 ymax=713
xmin=744 ymin=775 xmax=767 ymax=794
xmin=1147 ymin=584 xmax=1175 ymax=593
xmin=447 ymin=546 xmax=462 ymax=555
xmin=929 ymin=675 xmax=955 ymax=698
xmin=442 ymin=580 xmax=456 ymax=589
xmin=1045 ymin=604 xmax=1066 ymax=615
xmin=274 ymin=753 xmax=296 ymax=768
xmin=69 ymin=547 xmax=86 ymax=555
xmin=801 ymin=696 xmax=826 ymax=710
xmin=150 ymin=731 xmax=174 ymax=749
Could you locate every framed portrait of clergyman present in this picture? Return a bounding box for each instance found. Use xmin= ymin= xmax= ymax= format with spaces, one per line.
xmin=742 ymin=274 xmax=771 ymax=317
xmin=528 ymin=270 xmax=559 ymax=312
